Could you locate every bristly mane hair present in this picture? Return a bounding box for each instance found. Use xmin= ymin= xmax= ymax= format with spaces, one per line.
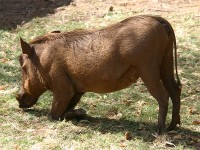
xmin=29 ymin=16 xmax=146 ymax=45
xmin=29 ymin=16 xmax=143 ymax=45
xmin=29 ymin=29 xmax=94 ymax=45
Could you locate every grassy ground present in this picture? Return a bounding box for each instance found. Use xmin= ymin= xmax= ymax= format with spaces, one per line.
xmin=0 ymin=0 xmax=200 ymax=149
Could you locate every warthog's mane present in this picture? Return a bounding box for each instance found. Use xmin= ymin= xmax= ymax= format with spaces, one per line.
xmin=29 ymin=16 xmax=160 ymax=46
xmin=29 ymin=29 xmax=94 ymax=45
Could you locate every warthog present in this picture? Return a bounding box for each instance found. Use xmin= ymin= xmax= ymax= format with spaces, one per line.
xmin=16 ymin=15 xmax=181 ymax=134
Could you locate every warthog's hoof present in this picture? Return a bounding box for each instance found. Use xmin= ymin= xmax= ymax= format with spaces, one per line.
xmin=167 ymin=122 xmax=179 ymax=131
xmin=167 ymin=117 xmax=181 ymax=131
xmin=157 ymin=125 xmax=166 ymax=135
xmin=64 ymin=108 xmax=87 ymax=120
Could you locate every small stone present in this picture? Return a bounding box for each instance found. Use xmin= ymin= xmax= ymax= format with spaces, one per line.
xmin=109 ymin=6 xmax=114 ymax=12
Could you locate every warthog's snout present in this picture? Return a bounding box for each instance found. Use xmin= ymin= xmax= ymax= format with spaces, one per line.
xmin=16 ymin=92 xmax=38 ymax=108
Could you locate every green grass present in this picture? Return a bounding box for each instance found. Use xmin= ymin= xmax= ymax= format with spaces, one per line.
xmin=0 ymin=6 xmax=200 ymax=150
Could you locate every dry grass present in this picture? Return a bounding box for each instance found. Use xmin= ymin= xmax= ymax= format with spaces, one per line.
xmin=0 ymin=0 xmax=200 ymax=149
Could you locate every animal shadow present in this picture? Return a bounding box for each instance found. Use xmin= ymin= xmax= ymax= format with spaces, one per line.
xmin=72 ymin=116 xmax=200 ymax=149
xmin=23 ymin=108 xmax=50 ymax=117
xmin=24 ymin=108 xmax=200 ymax=149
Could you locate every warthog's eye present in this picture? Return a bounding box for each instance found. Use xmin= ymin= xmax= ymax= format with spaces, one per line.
xmin=16 ymin=93 xmax=25 ymax=102
xmin=22 ymin=65 xmax=28 ymax=73
xmin=16 ymin=94 xmax=21 ymax=101
xmin=18 ymin=56 xmax=23 ymax=66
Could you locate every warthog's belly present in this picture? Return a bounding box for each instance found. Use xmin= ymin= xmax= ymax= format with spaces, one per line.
xmin=79 ymin=65 xmax=139 ymax=93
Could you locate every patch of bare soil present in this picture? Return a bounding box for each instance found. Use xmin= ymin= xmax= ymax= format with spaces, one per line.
xmin=0 ymin=0 xmax=199 ymax=29
xmin=52 ymin=0 xmax=200 ymax=22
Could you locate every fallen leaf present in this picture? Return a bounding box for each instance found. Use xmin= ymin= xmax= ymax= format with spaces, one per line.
xmin=192 ymin=120 xmax=200 ymax=125
xmin=91 ymin=104 xmax=96 ymax=107
xmin=134 ymin=109 xmax=142 ymax=116
xmin=189 ymin=107 xmax=198 ymax=115
xmin=125 ymin=131 xmax=132 ymax=140
xmin=78 ymin=120 xmax=90 ymax=126
xmin=173 ymin=134 xmax=183 ymax=140
xmin=106 ymin=108 xmax=122 ymax=120
xmin=134 ymin=100 xmax=148 ymax=107
xmin=168 ymin=130 xmax=178 ymax=135
xmin=0 ymin=86 xmax=7 ymax=90
xmin=14 ymin=144 xmax=20 ymax=150
xmin=123 ymin=100 xmax=132 ymax=106
xmin=165 ymin=141 xmax=175 ymax=147
xmin=108 ymin=113 xmax=123 ymax=120
xmin=103 ymin=95 xmax=107 ymax=99
xmin=0 ymin=58 xmax=8 ymax=63
xmin=120 ymin=142 xmax=126 ymax=148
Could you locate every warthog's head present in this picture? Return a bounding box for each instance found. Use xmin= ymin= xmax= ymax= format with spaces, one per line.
xmin=16 ymin=38 xmax=46 ymax=108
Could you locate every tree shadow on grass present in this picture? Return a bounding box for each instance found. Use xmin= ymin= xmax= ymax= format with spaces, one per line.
xmin=0 ymin=0 xmax=73 ymax=30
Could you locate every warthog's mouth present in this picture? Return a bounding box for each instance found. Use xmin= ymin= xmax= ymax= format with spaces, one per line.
xmin=16 ymin=93 xmax=37 ymax=108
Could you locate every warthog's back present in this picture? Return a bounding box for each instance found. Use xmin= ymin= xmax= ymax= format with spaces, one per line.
xmin=31 ymin=16 xmax=170 ymax=93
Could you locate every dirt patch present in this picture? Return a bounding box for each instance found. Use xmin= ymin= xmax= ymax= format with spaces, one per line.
xmin=54 ymin=0 xmax=200 ymax=17
xmin=49 ymin=0 xmax=200 ymax=29
xmin=0 ymin=0 xmax=199 ymax=30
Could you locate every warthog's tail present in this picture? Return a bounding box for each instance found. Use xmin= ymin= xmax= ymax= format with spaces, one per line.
xmin=172 ymin=29 xmax=182 ymax=88
xmin=155 ymin=16 xmax=182 ymax=88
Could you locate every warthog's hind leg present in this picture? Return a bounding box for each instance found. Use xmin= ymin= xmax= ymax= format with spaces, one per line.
xmin=161 ymin=77 xmax=181 ymax=131
xmin=160 ymin=44 xmax=181 ymax=131
xmin=161 ymin=74 xmax=181 ymax=131
xmin=139 ymin=68 xmax=169 ymax=134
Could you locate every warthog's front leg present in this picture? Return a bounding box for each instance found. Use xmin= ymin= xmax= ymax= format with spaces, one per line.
xmin=50 ymin=76 xmax=75 ymax=120
xmin=51 ymin=92 xmax=74 ymax=120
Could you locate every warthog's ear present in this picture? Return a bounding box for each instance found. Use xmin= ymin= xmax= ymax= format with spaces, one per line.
xmin=20 ymin=37 xmax=33 ymax=57
xmin=51 ymin=30 xmax=61 ymax=33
